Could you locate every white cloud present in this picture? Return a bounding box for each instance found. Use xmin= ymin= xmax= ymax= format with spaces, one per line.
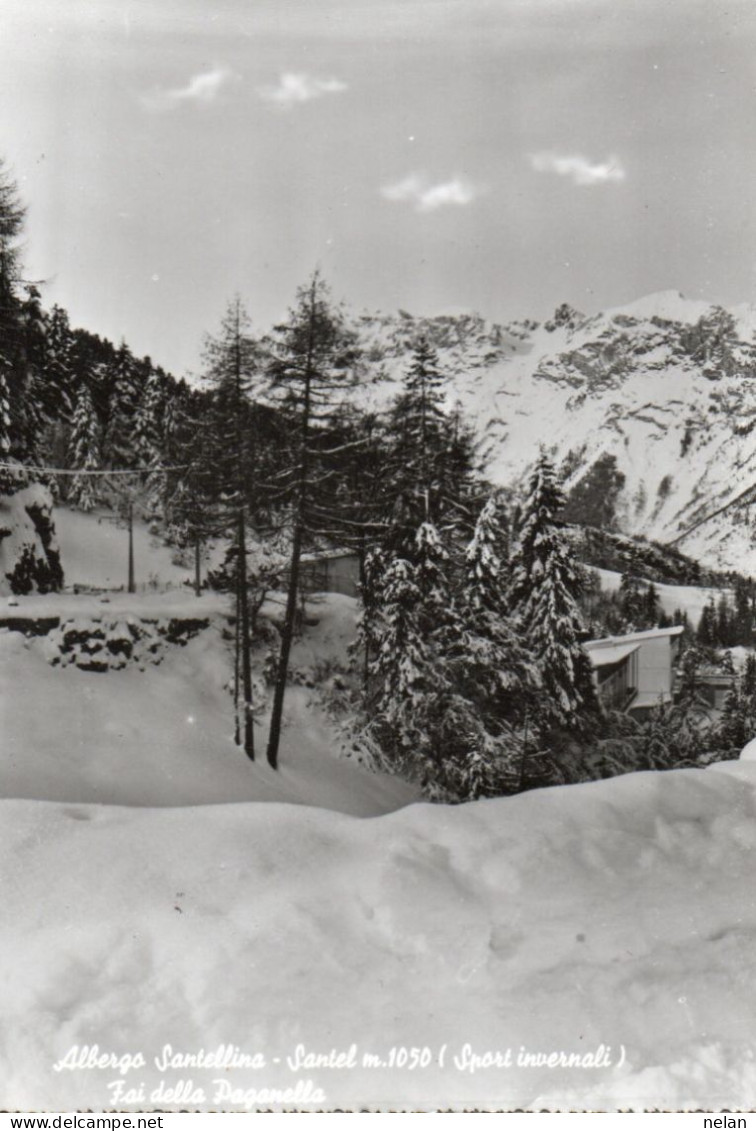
xmin=530 ymin=151 xmax=626 ymax=186
xmin=140 ymin=66 xmax=234 ymax=112
xmin=258 ymin=73 xmax=348 ymax=109
xmin=381 ymin=173 xmax=480 ymax=212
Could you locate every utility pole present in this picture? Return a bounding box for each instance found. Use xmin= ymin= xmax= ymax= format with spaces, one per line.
xmin=127 ymin=496 xmax=135 ymax=594
xmin=237 ymin=507 xmax=254 ymax=760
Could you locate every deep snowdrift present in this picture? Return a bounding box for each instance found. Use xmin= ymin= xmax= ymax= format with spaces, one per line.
xmin=2 ymin=762 xmax=756 ymax=1111
xmin=0 ymin=594 xmax=416 ymax=816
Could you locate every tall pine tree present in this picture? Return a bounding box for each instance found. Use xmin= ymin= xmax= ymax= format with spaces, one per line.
xmin=201 ymin=296 xmax=263 ymax=760
xmin=68 ymin=383 xmax=101 ymax=511
xmin=508 ymin=453 xmax=598 ymax=727
xmin=263 ymin=273 xmax=361 ymax=769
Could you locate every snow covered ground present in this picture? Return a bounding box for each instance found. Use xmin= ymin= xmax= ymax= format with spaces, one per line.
xmin=3 ymin=508 xmax=756 ymax=1111
xmin=54 ymin=505 xmax=197 ymax=591
xmin=0 ymin=593 xmax=416 ymax=817
xmin=2 ymin=763 xmax=756 ymax=1111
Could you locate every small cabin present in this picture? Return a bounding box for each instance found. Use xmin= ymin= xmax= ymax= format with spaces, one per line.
xmin=299 ymin=549 xmax=361 ymax=598
xmin=584 ymin=625 xmax=685 ymax=718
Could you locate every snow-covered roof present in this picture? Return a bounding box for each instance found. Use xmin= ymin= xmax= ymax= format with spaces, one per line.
xmin=300 ymin=548 xmax=357 ymax=563
xmin=585 ymin=625 xmax=685 ymax=650
xmin=585 ymin=641 xmax=641 ymax=668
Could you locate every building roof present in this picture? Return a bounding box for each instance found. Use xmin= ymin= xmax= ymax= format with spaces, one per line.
xmin=300 ymin=548 xmax=356 ymax=563
xmin=584 ymin=625 xmax=685 ymax=650
xmin=585 ymin=641 xmax=641 ymax=668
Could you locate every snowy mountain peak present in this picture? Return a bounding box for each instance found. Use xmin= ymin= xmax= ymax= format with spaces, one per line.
xmin=605 ymin=290 xmax=709 ymax=324
xmin=355 ymin=292 xmax=756 ymax=573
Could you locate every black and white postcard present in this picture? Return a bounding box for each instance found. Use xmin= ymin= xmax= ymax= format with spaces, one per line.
xmin=1 ymin=0 xmax=755 ymax=1115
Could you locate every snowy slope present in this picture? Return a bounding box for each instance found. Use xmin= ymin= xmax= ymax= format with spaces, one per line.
xmin=354 ymin=293 xmax=756 ymax=573
xmin=0 ymin=593 xmax=418 ymax=816
xmin=53 ymin=505 xmax=195 ymax=591
xmin=595 ymin=568 xmax=726 ymax=627
xmin=2 ymin=761 xmax=756 ymax=1111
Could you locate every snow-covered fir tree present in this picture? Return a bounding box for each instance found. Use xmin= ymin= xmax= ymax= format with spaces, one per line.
xmin=372 ymin=555 xmax=429 ymax=714
xmin=353 ymin=544 xmax=389 ymax=692
xmin=718 ymin=683 xmax=748 ymax=752
xmin=465 ymin=490 xmax=509 ymax=615
xmin=359 ymin=510 xmax=542 ymax=802
xmin=103 ymin=343 xmax=142 ymax=468
xmin=132 ymin=367 xmax=168 ymax=515
xmin=520 ymin=524 xmax=598 ymax=723
xmin=68 ymin=383 xmax=101 ymax=511
xmin=0 ymin=364 xmax=13 ymax=493
xmin=413 ymin=519 xmax=453 ymax=627
xmin=742 ymin=652 xmax=756 ymax=708
xmin=508 ymin=453 xmax=599 ymax=726
xmin=507 ymin=452 xmax=565 ymax=614
xmin=0 ymin=365 xmax=10 ymax=459
xmin=459 ymin=492 xmax=540 ymax=714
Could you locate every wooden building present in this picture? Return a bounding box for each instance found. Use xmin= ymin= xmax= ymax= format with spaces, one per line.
xmin=584 ymin=625 xmax=685 ymax=717
xmin=299 ymin=549 xmax=361 ymax=598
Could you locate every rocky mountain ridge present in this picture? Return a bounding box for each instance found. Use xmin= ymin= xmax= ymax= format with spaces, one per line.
xmin=354 ymin=290 xmax=756 ymax=573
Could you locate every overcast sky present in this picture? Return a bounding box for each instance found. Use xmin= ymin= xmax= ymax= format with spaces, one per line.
xmin=1 ymin=0 xmax=754 ymax=378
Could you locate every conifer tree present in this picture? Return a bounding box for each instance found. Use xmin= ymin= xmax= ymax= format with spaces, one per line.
xmin=372 ymin=555 xmax=429 ymax=714
xmin=676 ymin=645 xmax=708 ymax=717
xmin=413 ymin=519 xmax=453 ymax=627
xmin=522 ymin=525 xmax=598 ymax=723
xmin=742 ymin=652 xmax=756 ymax=708
xmin=643 ymin=582 xmax=661 ymax=626
xmin=263 ymin=273 xmax=360 ymax=769
xmin=68 ymin=383 xmax=101 ymax=511
xmin=132 ymin=367 xmax=169 ymax=515
xmin=353 ymin=543 xmax=389 ymax=692
xmin=507 ymin=453 xmax=565 ymax=614
xmin=716 ymin=593 xmax=733 ymax=648
xmin=460 ymin=493 xmax=540 ymax=714
xmin=34 ymin=304 xmax=75 ymax=473
xmin=619 ymin=567 xmax=644 ymax=628
xmin=103 ymin=343 xmax=141 ymax=468
xmin=360 ymin=507 xmax=541 ymax=801
xmin=508 ymin=452 xmax=598 ymax=726
xmin=16 ymin=285 xmax=51 ymax=463
xmin=465 ymin=490 xmax=509 ymax=615
xmin=394 ymin=337 xmax=447 ymax=498
xmin=201 ymin=297 xmax=263 ymax=760
xmin=719 ymin=684 xmax=748 ymax=751
xmin=702 ymin=596 xmax=718 ymax=648
xmin=733 ymin=579 xmax=754 ymax=646
xmin=0 ymin=366 xmax=12 ymax=492
xmin=0 ymin=161 xmax=30 ymax=473
xmin=164 ymin=395 xmax=223 ymax=596
xmin=383 ymin=336 xmax=478 ymax=555
xmin=45 ymin=305 xmax=75 ymax=399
